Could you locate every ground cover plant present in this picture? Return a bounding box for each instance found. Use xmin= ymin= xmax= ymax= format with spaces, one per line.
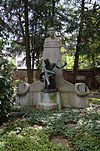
xmin=0 ymin=102 xmax=100 ymax=151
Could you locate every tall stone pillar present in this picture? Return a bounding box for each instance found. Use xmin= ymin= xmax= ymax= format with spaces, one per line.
xmin=43 ymin=28 xmax=74 ymax=93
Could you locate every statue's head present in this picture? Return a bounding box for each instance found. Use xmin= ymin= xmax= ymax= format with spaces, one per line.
xmin=49 ymin=27 xmax=55 ymax=38
xmin=44 ymin=59 xmax=50 ymax=66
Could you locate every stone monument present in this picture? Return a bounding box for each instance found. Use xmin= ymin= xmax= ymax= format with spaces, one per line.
xmin=41 ymin=27 xmax=75 ymax=108
xmin=16 ymin=27 xmax=89 ymax=109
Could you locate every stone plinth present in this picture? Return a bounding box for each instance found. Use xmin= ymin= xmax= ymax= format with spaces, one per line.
xmin=37 ymin=92 xmax=61 ymax=111
xmin=39 ymin=103 xmax=57 ymax=110
xmin=73 ymin=95 xmax=89 ymax=108
xmin=61 ymin=92 xmax=74 ymax=107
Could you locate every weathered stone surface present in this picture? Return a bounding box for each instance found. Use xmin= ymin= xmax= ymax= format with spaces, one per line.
xmin=56 ymin=70 xmax=74 ymax=92
xmin=39 ymin=103 xmax=57 ymax=111
xmin=43 ymin=32 xmax=74 ymax=93
xmin=17 ymin=82 xmax=29 ymax=95
xmin=61 ymin=92 xmax=74 ymax=107
xmin=29 ymin=92 xmax=39 ymax=106
xmin=74 ymin=83 xmax=89 ymax=108
xmin=16 ymin=93 xmax=29 ymax=106
xmin=30 ymin=81 xmax=44 ymax=92
xmin=50 ymin=136 xmax=71 ymax=149
xmin=44 ymin=38 xmax=60 ymax=48
xmin=16 ymin=28 xmax=90 ymax=109
xmin=74 ymin=83 xmax=89 ymax=97
xmin=37 ymin=92 xmax=61 ymax=110
xmin=16 ymin=82 xmax=30 ymax=106
xmin=43 ymin=37 xmax=60 ymax=62
xmin=73 ymin=95 xmax=89 ymax=108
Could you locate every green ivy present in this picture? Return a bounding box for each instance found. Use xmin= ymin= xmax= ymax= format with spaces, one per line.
xmin=0 ymin=106 xmax=100 ymax=151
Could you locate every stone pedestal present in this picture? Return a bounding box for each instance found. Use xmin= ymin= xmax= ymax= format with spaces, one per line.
xmin=36 ymin=92 xmax=61 ymax=110
xmin=74 ymin=95 xmax=89 ymax=108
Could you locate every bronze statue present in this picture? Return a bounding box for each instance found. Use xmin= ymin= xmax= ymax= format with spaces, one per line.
xmin=40 ymin=59 xmax=67 ymax=93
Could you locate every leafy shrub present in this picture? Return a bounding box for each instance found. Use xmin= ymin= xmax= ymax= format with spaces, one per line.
xmin=0 ymin=53 xmax=16 ymax=124
xmin=88 ymin=98 xmax=100 ymax=104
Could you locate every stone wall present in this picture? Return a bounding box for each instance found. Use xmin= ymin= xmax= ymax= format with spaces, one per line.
xmin=13 ymin=69 xmax=100 ymax=89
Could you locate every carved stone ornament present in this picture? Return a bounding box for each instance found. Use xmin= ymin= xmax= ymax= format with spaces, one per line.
xmin=17 ymin=82 xmax=29 ymax=96
xmin=74 ymin=83 xmax=89 ymax=97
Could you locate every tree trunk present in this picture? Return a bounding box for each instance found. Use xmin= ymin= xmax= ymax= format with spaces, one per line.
xmin=24 ymin=0 xmax=33 ymax=83
xmin=51 ymin=0 xmax=55 ymax=26
xmin=73 ymin=0 xmax=85 ymax=83
xmin=31 ymin=25 xmax=35 ymax=71
xmin=92 ymin=53 xmax=96 ymax=89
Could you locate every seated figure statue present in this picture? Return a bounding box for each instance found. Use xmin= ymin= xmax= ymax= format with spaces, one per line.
xmin=40 ymin=59 xmax=67 ymax=93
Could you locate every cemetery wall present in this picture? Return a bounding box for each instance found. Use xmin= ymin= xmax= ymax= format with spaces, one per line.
xmin=13 ymin=69 xmax=100 ymax=89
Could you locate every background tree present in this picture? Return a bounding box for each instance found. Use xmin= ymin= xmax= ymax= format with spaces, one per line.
xmin=24 ymin=0 xmax=33 ymax=83
xmin=61 ymin=0 xmax=100 ymax=83
xmin=0 ymin=0 xmax=99 ymax=84
xmin=81 ymin=1 xmax=100 ymax=86
xmin=0 ymin=0 xmax=66 ymax=82
xmin=73 ymin=0 xmax=85 ymax=82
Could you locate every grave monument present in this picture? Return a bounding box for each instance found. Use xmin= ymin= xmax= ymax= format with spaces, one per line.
xmin=16 ymin=27 xmax=89 ymax=109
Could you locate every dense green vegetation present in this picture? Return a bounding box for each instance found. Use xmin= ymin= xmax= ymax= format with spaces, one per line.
xmin=0 ymin=100 xmax=100 ymax=151
xmin=61 ymin=47 xmax=99 ymax=69
xmin=0 ymin=0 xmax=100 ymax=149
xmin=0 ymin=51 xmax=16 ymax=125
xmin=0 ymin=0 xmax=100 ymax=82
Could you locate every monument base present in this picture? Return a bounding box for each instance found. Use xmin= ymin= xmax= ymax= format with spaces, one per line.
xmin=73 ymin=95 xmax=89 ymax=108
xmin=42 ymin=88 xmax=58 ymax=93
xmin=37 ymin=92 xmax=61 ymax=111
xmin=39 ymin=103 xmax=57 ymax=110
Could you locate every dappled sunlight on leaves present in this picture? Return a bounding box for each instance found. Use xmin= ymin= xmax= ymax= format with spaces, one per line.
xmin=0 ymin=105 xmax=100 ymax=150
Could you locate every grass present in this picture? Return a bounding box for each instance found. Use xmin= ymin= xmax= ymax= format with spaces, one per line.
xmin=0 ymin=100 xmax=100 ymax=151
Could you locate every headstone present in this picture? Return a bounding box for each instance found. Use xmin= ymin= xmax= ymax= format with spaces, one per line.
xmin=16 ymin=27 xmax=89 ymax=109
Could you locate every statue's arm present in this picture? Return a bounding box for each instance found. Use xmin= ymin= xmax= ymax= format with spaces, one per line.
xmin=45 ymin=69 xmax=56 ymax=75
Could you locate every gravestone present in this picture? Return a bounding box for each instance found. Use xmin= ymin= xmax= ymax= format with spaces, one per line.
xmin=16 ymin=27 xmax=89 ymax=109
xmin=39 ymin=27 xmax=74 ymax=109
